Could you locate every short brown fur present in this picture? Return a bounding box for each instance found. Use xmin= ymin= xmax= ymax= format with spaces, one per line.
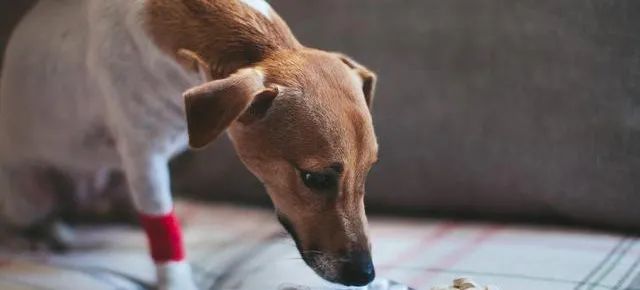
xmin=146 ymin=0 xmax=299 ymax=78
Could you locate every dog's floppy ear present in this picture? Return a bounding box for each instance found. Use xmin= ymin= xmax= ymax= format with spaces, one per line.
xmin=335 ymin=53 xmax=377 ymax=108
xmin=183 ymin=68 xmax=276 ymax=149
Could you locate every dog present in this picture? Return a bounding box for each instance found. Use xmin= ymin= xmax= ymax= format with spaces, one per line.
xmin=0 ymin=0 xmax=379 ymax=288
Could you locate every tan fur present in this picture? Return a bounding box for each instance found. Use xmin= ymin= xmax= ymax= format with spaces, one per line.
xmin=145 ymin=0 xmax=300 ymax=78
xmin=147 ymin=0 xmax=378 ymax=285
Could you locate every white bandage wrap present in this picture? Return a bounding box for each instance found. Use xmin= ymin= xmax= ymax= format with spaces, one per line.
xmin=156 ymin=261 xmax=198 ymax=290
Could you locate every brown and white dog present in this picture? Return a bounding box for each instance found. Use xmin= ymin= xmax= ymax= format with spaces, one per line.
xmin=0 ymin=0 xmax=379 ymax=288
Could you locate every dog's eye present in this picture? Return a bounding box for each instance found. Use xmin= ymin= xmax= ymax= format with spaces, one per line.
xmin=300 ymin=171 xmax=337 ymax=191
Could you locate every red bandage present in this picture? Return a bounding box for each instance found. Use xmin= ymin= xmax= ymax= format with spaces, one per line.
xmin=139 ymin=210 xmax=185 ymax=262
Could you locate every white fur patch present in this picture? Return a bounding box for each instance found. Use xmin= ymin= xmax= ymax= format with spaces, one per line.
xmin=156 ymin=261 xmax=197 ymax=290
xmin=240 ymin=0 xmax=272 ymax=19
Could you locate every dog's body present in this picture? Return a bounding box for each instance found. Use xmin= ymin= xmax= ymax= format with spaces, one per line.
xmin=1 ymin=0 xmax=199 ymax=221
xmin=1 ymin=0 xmax=379 ymax=288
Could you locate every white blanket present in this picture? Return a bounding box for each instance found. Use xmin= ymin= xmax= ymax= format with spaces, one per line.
xmin=1 ymin=201 xmax=638 ymax=290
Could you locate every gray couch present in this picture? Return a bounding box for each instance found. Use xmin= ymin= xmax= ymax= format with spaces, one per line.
xmin=3 ymin=1 xmax=639 ymax=231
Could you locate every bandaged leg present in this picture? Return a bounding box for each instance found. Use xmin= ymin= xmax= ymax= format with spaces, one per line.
xmin=120 ymin=148 xmax=196 ymax=290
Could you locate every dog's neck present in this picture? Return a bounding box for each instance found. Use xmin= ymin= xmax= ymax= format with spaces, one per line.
xmin=144 ymin=0 xmax=301 ymax=79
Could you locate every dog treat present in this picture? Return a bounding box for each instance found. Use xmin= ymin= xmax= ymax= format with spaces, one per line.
xmin=453 ymin=277 xmax=479 ymax=289
xmin=430 ymin=277 xmax=500 ymax=290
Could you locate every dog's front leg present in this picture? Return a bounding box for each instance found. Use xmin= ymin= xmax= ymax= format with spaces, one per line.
xmin=119 ymin=145 xmax=197 ymax=290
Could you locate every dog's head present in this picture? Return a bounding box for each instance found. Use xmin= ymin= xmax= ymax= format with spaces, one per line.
xmin=183 ymin=49 xmax=378 ymax=286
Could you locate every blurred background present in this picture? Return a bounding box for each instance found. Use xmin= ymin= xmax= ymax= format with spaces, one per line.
xmin=2 ymin=0 xmax=639 ymax=231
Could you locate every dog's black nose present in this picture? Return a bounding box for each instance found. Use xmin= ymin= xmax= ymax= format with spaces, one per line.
xmin=339 ymin=251 xmax=376 ymax=286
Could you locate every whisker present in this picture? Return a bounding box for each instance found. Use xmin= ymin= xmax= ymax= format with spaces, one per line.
xmin=300 ymin=250 xmax=325 ymax=255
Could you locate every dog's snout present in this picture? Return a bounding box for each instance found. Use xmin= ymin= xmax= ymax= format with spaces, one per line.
xmin=339 ymin=250 xmax=375 ymax=286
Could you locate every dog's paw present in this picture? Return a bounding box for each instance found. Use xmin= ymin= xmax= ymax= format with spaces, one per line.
xmin=157 ymin=261 xmax=199 ymax=290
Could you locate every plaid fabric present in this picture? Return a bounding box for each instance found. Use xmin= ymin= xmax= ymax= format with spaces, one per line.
xmin=0 ymin=200 xmax=638 ymax=290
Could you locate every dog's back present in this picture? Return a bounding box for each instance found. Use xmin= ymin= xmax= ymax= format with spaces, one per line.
xmin=0 ymin=0 xmax=202 ymax=169
xmin=0 ymin=0 xmax=202 ymax=227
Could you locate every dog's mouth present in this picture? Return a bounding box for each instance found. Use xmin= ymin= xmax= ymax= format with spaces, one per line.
xmin=276 ymin=213 xmax=332 ymax=279
xmin=276 ymin=212 xmax=303 ymax=252
xmin=276 ymin=212 xmax=375 ymax=286
xmin=299 ymin=249 xmax=375 ymax=286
